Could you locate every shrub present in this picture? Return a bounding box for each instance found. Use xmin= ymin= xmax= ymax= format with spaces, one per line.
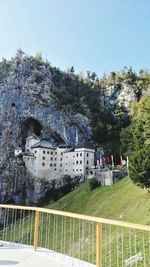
xmin=89 ymin=178 xmax=101 ymax=191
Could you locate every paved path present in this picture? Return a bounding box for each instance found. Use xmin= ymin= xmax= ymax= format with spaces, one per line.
xmin=0 ymin=242 xmax=95 ymax=267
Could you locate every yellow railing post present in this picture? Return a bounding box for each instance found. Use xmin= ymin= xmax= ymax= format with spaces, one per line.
xmin=96 ymin=222 xmax=102 ymax=267
xmin=34 ymin=211 xmax=40 ymax=250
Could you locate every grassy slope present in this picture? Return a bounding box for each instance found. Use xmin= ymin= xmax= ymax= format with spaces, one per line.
xmin=50 ymin=176 xmax=150 ymax=225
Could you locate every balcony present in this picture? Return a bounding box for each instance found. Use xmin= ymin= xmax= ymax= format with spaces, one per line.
xmin=0 ymin=204 xmax=150 ymax=267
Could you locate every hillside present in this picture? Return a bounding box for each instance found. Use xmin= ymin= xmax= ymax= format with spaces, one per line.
xmin=50 ymin=176 xmax=150 ymax=225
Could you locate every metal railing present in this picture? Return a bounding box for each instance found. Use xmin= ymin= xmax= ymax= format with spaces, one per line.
xmin=0 ymin=204 xmax=150 ymax=267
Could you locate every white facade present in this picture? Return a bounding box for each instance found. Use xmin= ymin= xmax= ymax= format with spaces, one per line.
xmin=23 ymin=136 xmax=95 ymax=181
xmin=25 ymin=134 xmax=40 ymax=152
xmin=63 ymin=148 xmax=95 ymax=177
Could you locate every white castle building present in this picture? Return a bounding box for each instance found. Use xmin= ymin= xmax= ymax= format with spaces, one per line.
xmin=23 ymin=134 xmax=95 ymax=181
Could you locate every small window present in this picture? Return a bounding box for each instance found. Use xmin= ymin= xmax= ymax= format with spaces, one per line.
xmin=54 ymin=163 xmax=56 ymax=167
xmin=66 ymin=156 xmax=68 ymax=158
xmin=50 ymin=157 xmax=53 ymax=161
xmin=66 ymin=163 xmax=67 ymax=165
xmin=42 ymin=163 xmax=45 ymax=166
xmin=54 ymin=168 xmax=57 ymax=171
xmin=66 ymin=169 xmax=67 ymax=172
xmin=61 ymin=152 xmax=63 ymax=155
xmin=76 ymin=169 xmax=78 ymax=171
xmin=43 ymin=157 xmax=45 ymax=160
xmin=80 ymin=160 xmax=82 ymax=164
xmin=87 ymin=160 xmax=89 ymax=165
xmin=87 ymin=153 xmax=89 ymax=157
xmin=73 ymin=169 xmax=74 ymax=171
xmin=43 ymin=151 xmax=45 ymax=154
xmin=80 ymin=153 xmax=82 ymax=157
xmin=55 ymin=158 xmax=57 ymax=161
xmin=76 ymin=153 xmax=79 ymax=157
xmin=76 ymin=161 xmax=78 ymax=164
xmin=34 ymin=150 xmax=37 ymax=154
xmin=50 ymin=163 xmax=53 ymax=167
xmin=51 ymin=151 xmax=53 ymax=155
xmin=80 ymin=169 xmax=82 ymax=171
xmin=60 ymin=158 xmax=62 ymax=161
xmin=47 ymin=151 xmax=50 ymax=154
xmin=55 ymin=152 xmax=57 ymax=155
xmin=60 ymin=164 xmax=62 ymax=167
xmin=34 ymin=157 xmax=36 ymax=159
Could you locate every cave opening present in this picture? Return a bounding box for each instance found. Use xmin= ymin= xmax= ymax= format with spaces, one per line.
xmin=21 ymin=117 xmax=42 ymax=146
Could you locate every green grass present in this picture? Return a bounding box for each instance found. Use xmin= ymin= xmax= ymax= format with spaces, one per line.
xmin=50 ymin=176 xmax=150 ymax=226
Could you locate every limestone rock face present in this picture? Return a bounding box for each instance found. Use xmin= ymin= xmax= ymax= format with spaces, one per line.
xmin=99 ymin=83 xmax=138 ymax=112
xmin=0 ymin=56 xmax=91 ymax=204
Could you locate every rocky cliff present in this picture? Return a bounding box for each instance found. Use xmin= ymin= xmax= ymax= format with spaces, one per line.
xmin=0 ymin=52 xmax=91 ymax=204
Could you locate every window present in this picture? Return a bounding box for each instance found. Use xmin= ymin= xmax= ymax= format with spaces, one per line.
xmin=42 ymin=163 xmax=45 ymax=166
xmin=76 ymin=169 xmax=78 ymax=171
xmin=50 ymin=163 xmax=53 ymax=167
xmin=87 ymin=153 xmax=89 ymax=157
xmin=55 ymin=158 xmax=57 ymax=161
xmin=43 ymin=151 xmax=45 ymax=154
xmin=76 ymin=161 xmax=78 ymax=164
xmin=66 ymin=163 xmax=67 ymax=165
xmin=54 ymin=168 xmax=57 ymax=171
xmin=42 ymin=157 xmax=45 ymax=160
xmin=61 ymin=152 xmax=63 ymax=155
xmin=50 ymin=157 xmax=53 ymax=161
xmin=80 ymin=160 xmax=82 ymax=164
xmin=51 ymin=151 xmax=53 ymax=155
xmin=54 ymin=163 xmax=56 ymax=167
xmin=66 ymin=156 xmax=68 ymax=158
xmin=47 ymin=151 xmax=50 ymax=154
xmin=66 ymin=169 xmax=67 ymax=172
xmin=73 ymin=169 xmax=74 ymax=171
xmin=34 ymin=157 xmax=36 ymax=159
xmin=80 ymin=153 xmax=82 ymax=157
xmin=60 ymin=164 xmax=62 ymax=167
xmin=60 ymin=158 xmax=62 ymax=161
xmin=55 ymin=152 xmax=57 ymax=155
xmin=34 ymin=150 xmax=37 ymax=154
xmin=87 ymin=160 xmax=89 ymax=165
xmin=76 ymin=153 xmax=79 ymax=157
xmin=80 ymin=169 xmax=82 ymax=171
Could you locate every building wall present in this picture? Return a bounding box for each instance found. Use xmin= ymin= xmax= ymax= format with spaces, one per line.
xmin=25 ymin=137 xmax=39 ymax=152
xmin=23 ymin=137 xmax=95 ymax=181
xmin=63 ymin=148 xmax=95 ymax=177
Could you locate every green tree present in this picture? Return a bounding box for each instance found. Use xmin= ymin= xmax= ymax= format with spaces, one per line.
xmin=129 ymin=147 xmax=150 ymax=190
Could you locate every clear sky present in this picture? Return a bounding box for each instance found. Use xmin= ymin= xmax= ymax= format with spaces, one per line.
xmin=0 ymin=0 xmax=149 ymax=76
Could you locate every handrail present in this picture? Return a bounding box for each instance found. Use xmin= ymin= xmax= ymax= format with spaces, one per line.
xmin=0 ymin=204 xmax=150 ymax=232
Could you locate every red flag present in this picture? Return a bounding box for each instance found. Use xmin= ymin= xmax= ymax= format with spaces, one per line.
xmin=120 ymin=156 xmax=123 ymax=169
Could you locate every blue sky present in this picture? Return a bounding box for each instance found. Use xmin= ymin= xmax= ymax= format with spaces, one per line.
xmin=0 ymin=0 xmax=149 ymax=76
